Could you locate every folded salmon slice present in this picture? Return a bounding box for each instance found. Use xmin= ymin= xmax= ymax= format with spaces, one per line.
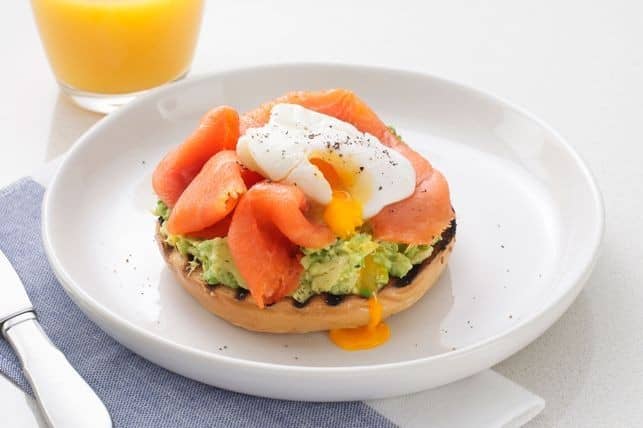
xmin=153 ymin=106 xmax=240 ymax=207
xmin=228 ymin=182 xmax=335 ymax=307
xmin=167 ymin=151 xmax=247 ymax=236
xmin=185 ymin=214 xmax=232 ymax=240
xmin=370 ymin=170 xmax=454 ymax=245
xmin=175 ymin=163 xmax=264 ymax=239
xmin=241 ymin=89 xmax=395 ymax=144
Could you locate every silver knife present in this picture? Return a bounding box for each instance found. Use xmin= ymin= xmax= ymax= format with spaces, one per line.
xmin=0 ymin=250 xmax=112 ymax=428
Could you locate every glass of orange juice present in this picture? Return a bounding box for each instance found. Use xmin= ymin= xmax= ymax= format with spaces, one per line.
xmin=31 ymin=0 xmax=204 ymax=113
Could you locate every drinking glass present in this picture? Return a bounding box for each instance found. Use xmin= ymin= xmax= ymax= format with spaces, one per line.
xmin=31 ymin=0 xmax=204 ymax=113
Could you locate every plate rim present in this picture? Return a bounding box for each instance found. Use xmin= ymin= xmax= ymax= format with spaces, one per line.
xmin=41 ymin=62 xmax=605 ymax=375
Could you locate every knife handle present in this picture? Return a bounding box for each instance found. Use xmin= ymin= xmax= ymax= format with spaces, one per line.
xmin=2 ymin=313 xmax=112 ymax=428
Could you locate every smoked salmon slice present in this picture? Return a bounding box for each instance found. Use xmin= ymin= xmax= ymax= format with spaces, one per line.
xmin=180 ymin=166 xmax=282 ymax=240
xmin=153 ymin=106 xmax=240 ymax=207
xmin=370 ymin=170 xmax=454 ymax=245
xmin=240 ymin=89 xmax=389 ymax=139
xmin=240 ymin=89 xmax=432 ymax=183
xmin=241 ymin=89 xmax=393 ymax=144
xmin=228 ymin=182 xmax=335 ymax=307
xmin=247 ymin=184 xmax=335 ymax=249
xmin=185 ymin=214 xmax=232 ymax=240
xmin=167 ymin=151 xmax=247 ymax=236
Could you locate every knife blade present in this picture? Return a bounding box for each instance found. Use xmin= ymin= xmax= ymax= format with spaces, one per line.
xmin=0 ymin=251 xmax=33 ymax=324
xmin=0 ymin=249 xmax=112 ymax=428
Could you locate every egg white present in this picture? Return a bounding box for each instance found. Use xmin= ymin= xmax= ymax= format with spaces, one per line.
xmin=236 ymin=103 xmax=415 ymax=218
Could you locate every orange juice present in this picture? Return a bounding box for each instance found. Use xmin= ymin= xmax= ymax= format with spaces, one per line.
xmin=31 ymin=0 xmax=204 ymax=94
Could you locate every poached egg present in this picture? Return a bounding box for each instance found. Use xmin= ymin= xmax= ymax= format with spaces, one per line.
xmin=236 ymin=103 xmax=416 ymax=237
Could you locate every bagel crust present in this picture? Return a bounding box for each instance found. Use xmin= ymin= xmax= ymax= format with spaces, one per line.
xmin=156 ymin=221 xmax=455 ymax=333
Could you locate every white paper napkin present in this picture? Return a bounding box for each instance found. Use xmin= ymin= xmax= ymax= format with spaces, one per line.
xmin=367 ymin=370 xmax=544 ymax=427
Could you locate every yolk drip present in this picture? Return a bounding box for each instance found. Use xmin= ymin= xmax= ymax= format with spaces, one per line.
xmin=309 ymin=157 xmax=364 ymax=238
xmin=310 ymin=156 xmax=389 ymax=350
xmin=324 ymin=190 xmax=363 ymax=238
xmin=329 ymin=295 xmax=391 ymax=351
xmin=358 ymin=254 xmax=388 ymax=296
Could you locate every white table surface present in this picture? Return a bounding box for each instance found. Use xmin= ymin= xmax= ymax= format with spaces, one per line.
xmin=1 ymin=1 xmax=642 ymax=426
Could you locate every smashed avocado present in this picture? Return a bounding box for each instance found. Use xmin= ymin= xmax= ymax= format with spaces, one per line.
xmin=157 ymin=219 xmax=246 ymax=290
xmin=294 ymin=234 xmax=433 ymax=302
xmin=155 ymin=201 xmax=435 ymax=303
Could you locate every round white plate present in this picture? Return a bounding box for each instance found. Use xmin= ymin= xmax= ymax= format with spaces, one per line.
xmin=42 ymin=64 xmax=603 ymax=401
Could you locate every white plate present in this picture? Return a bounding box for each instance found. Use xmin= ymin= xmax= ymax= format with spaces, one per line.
xmin=42 ymin=64 xmax=603 ymax=401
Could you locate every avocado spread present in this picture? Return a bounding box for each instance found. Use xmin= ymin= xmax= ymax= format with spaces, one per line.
xmin=155 ymin=201 xmax=435 ymax=303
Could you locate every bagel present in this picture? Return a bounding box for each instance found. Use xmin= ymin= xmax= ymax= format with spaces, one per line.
xmin=156 ymin=220 xmax=455 ymax=333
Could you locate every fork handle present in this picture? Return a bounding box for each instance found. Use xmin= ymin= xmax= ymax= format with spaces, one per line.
xmin=2 ymin=312 xmax=112 ymax=428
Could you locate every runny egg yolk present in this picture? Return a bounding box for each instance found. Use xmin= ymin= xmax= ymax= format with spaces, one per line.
xmin=310 ymin=158 xmax=391 ymax=350
xmin=309 ymin=157 xmax=364 ymax=238
xmin=323 ymin=190 xmax=363 ymax=239
xmin=328 ymin=295 xmax=391 ymax=351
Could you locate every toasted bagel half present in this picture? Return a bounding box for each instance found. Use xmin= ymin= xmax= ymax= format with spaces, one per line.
xmin=156 ymin=220 xmax=455 ymax=333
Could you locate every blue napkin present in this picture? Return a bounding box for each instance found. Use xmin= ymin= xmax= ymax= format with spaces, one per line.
xmin=0 ymin=178 xmax=393 ymax=428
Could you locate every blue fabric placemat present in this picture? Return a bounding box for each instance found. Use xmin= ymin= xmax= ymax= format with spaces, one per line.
xmin=0 ymin=178 xmax=394 ymax=428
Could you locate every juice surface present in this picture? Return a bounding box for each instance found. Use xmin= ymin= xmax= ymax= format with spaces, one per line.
xmin=32 ymin=0 xmax=203 ymax=94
